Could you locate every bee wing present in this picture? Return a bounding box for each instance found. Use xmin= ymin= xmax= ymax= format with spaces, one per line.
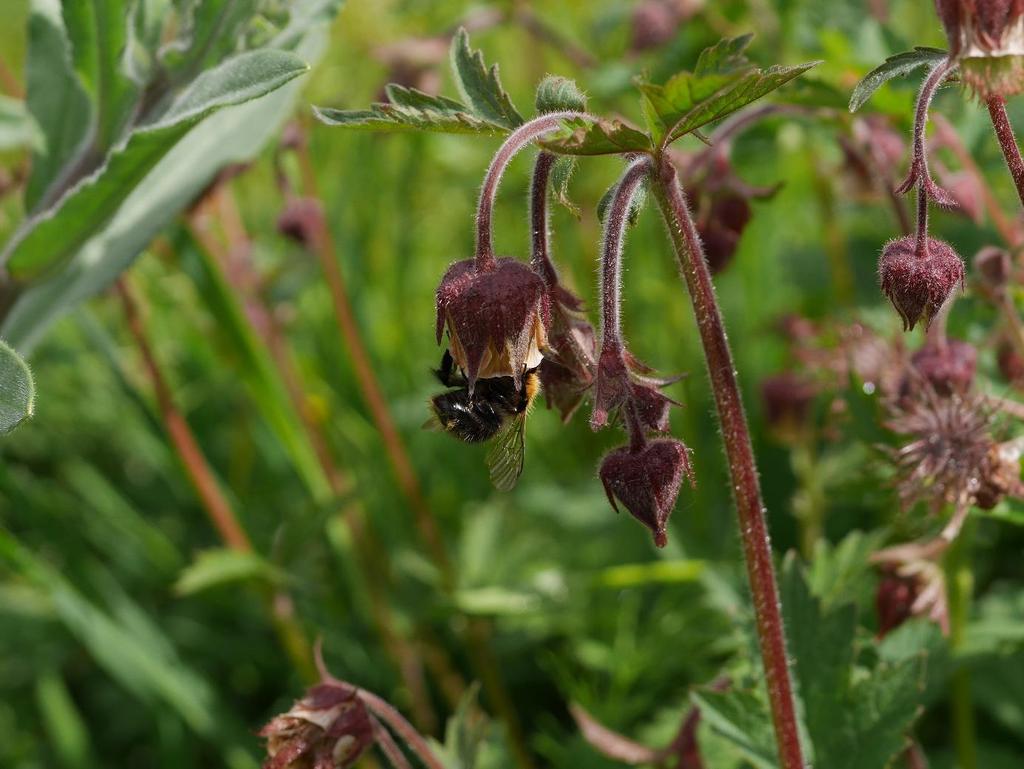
xmin=486 ymin=412 xmax=526 ymax=491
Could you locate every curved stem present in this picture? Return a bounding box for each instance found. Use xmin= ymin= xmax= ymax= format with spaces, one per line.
xmin=529 ymin=150 xmax=559 ymax=287
xmin=650 ymin=156 xmax=805 ymax=769
xmin=358 ymin=689 xmax=448 ymax=769
xmin=905 ymin=59 xmax=955 ymax=200
xmin=599 ymin=158 xmax=652 ymax=354
xmin=476 ymin=111 xmax=595 ymax=269
xmin=987 ymin=95 xmax=1024 ymax=211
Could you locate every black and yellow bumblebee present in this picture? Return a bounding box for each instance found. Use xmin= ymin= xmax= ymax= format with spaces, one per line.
xmin=427 ymin=350 xmax=539 ymax=491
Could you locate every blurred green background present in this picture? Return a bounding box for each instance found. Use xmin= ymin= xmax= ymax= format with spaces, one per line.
xmin=3 ymin=1 xmax=1024 ymax=767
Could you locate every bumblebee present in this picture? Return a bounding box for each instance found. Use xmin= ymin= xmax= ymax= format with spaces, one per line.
xmin=428 ymin=350 xmax=539 ymax=490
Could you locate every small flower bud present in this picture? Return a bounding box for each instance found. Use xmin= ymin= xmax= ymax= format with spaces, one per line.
xmin=909 ymin=340 xmax=977 ymax=396
xmin=876 ymin=567 xmax=918 ymax=638
xmin=974 ymin=245 xmax=1012 ymax=290
xmin=599 ymin=438 xmax=694 ymax=547
xmin=435 ymin=258 xmax=550 ymax=390
xmin=277 ymin=196 xmax=324 ymax=250
xmin=760 ymin=373 xmax=817 ymax=441
xmin=878 ymin=235 xmax=965 ymax=332
xmin=260 ymin=681 xmax=374 ymax=769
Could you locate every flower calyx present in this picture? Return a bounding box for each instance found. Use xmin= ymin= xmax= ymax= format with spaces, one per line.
xmin=878 ymin=235 xmax=965 ymax=332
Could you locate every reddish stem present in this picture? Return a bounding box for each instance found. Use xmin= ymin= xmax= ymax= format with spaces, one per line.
xmin=529 ymin=150 xmax=559 ymax=287
xmin=987 ymin=95 xmax=1024 ymax=212
xmin=650 ymin=156 xmax=805 ymax=769
xmin=358 ymin=689 xmax=448 ymax=769
xmin=476 ymin=111 xmax=594 ymax=270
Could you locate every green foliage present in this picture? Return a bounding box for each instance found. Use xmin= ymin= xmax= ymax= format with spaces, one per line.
xmin=848 ymin=47 xmax=947 ymax=112
xmin=174 ymin=549 xmax=286 ymax=596
xmin=638 ymin=35 xmax=820 ymax=145
xmin=0 ymin=339 xmax=34 ymax=433
xmin=0 ymin=95 xmax=42 ymax=152
xmin=449 ymin=27 xmax=524 ymax=130
xmin=700 ymin=556 xmax=928 ymax=769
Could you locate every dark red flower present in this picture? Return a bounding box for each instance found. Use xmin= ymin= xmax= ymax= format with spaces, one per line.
xmin=599 ymin=438 xmax=694 ymax=547
xmin=435 ymin=258 xmax=550 ymax=390
xmin=878 ymin=235 xmax=964 ymax=332
xmin=260 ymin=680 xmax=374 ymax=769
xmin=935 ymin=0 xmax=1024 ymax=97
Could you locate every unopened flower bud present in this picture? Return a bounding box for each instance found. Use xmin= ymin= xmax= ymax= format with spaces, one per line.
xmin=435 ymin=258 xmax=550 ymax=390
xmin=599 ymin=438 xmax=694 ymax=547
xmin=277 ymin=196 xmax=324 ymax=250
xmin=974 ymin=245 xmax=1012 ymax=290
xmin=909 ymin=340 xmax=977 ymax=396
xmin=878 ymin=235 xmax=964 ymax=332
xmin=260 ymin=680 xmax=374 ymax=769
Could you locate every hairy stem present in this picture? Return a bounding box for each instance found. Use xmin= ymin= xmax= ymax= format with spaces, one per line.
xmin=476 ymin=111 xmax=594 ymax=269
xmin=115 ymin=277 xmax=316 ymax=681
xmin=358 ymin=689 xmax=448 ymax=769
xmin=650 ymin=156 xmax=805 ymax=769
xmin=529 ymin=151 xmax=559 ymax=287
xmin=987 ymin=95 xmax=1024 ymax=212
xmin=599 ymin=158 xmax=651 ymax=353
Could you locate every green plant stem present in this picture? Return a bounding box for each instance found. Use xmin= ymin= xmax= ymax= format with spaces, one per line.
xmin=791 ymin=438 xmax=825 ymax=561
xmin=650 ymin=154 xmax=806 ymax=769
xmin=115 ymin=277 xmax=317 ymax=682
xmin=946 ymin=517 xmax=977 ymax=769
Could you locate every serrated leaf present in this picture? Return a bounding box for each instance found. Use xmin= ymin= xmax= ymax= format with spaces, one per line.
xmin=450 ymin=27 xmax=523 ymax=129
xmin=641 ymin=58 xmax=820 ymax=145
xmin=694 ymin=34 xmax=755 ymax=77
xmin=0 ymin=95 xmax=44 ymax=152
xmin=549 ymin=154 xmax=580 ymax=217
xmin=23 ymin=0 xmax=94 ymax=212
xmin=692 ymin=688 xmax=777 ymax=769
xmin=314 ymin=84 xmax=508 ymax=135
xmin=0 ymin=339 xmax=35 ymax=434
xmin=3 ymin=49 xmax=309 ymax=280
xmin=535 ymin=75 xmax=587 ymax=114
xmin=540 ymin=116 xmax=652 ymax=156
xmin=849 ymin=47 xmax=948 ymax=113
xmin=174 ymin=548 xmax=286 ymax=596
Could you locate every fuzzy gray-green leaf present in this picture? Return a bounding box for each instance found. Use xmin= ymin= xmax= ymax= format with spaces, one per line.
xmin=0 ymin=340 xmax=35 ymax=434
xmin=849 ymin=47 xmax=948 ymax=113
xmin=450 ymin=27 xmax=523 ymax=129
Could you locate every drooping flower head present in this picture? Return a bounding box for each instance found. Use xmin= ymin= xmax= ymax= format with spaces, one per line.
xmin=435 ymin=258 xmax=550 ymax=391
xmin=878 ymin=235 xmax=964 ymax=331
xmin=599 ymin=438 xmax=694 ymax=547
xmin=935 ymin=0 xmax=1024 ymax=97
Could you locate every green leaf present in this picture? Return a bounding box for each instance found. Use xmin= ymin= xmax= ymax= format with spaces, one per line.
xmin=849 ymin=47 xmax=947 ymax=113
xmin=35 ymin=670 xmax=95 ymax=769
xmin=1 ymin=20 xmax=335 ymax=351
xmin=23 ymin=0 xmax=94 ymax=212
xmin=314 ymin=84 xmax=508 ymax=135
xmin=540 ymin=116 xmax=652 ymax=156
xmin=174 ymin=548 xmax=285 ymax=596
xmin=0 ymin=339 xmax=35 ymax=434
xmin=549 ymin=154 xmax=580 ymax=217
xmin=595 ymin=559 xmax=705 ymax=588
xmin=61 ymin=0 xmax=139 ymax=151
xmin=2 ymin=49 xmax=309 ymax=280
xmin=0 ymin=531 xmax=220 ymax=735
xmin=432 ymin=683 xmax=488 ymax=769
xmin=161 ymin=0 xmax=262 ymax=81
xmin=449 ymin=27 xmax=523 ymax=130
xmin=975 ymin=497 xmax=1024 ymax=527
xmin=535 ymin=75 xmax=587 ymax=114
xmin=692 ymin=688 xmax=777 ymax=769
xmin=0 ymin=95 xmax=44 ymax=152
xmin=639 ymin=36 xmax=819 ymax=145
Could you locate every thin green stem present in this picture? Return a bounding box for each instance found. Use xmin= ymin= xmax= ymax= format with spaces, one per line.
xmin=946 ymin=517 xmax=977 ymax=769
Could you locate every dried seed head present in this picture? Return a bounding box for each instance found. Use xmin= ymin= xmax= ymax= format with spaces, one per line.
xmin=599 ymin=438 xmax=694 ymax=547
xmin=878 ymin=235 xmax=965 ymax=332
xmin=260 ymin=681 xmax=374 ymax=769
xmin=908 ymin=340 xmax=977 ymax=396
xmin=935 ymin=0 xmax=1024 ymax=97
xmin=435 ymin=258 xmax=550 ymax=390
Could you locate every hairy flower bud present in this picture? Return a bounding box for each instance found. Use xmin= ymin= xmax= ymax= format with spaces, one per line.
xmin=435 ymin=258 xmax=550 ymax=390
xmin=935 ymin=0 xmax=1024 ymax=97
xmin=260 ymin=681 xmax=374 ymax=769
xmin=599 ymin=438 xmax=694 ymax=547
xmin=909 ymin=340 xmax=977 ymax=396
xmin=591 ymin=349 xmax=680 ymax=432
xmin=878 ymin=236 xmax=965 ymax=332
xmin=974 ymin=245 xmax=1012 ymax=290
